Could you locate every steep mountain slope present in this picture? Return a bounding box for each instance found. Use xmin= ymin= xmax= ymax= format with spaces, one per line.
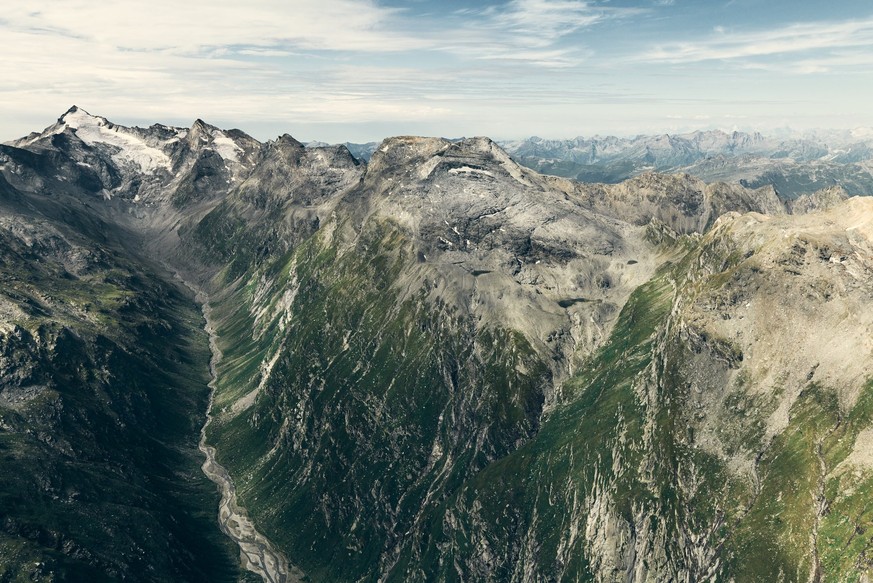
xmin=0 ymin=177 xmax=243 ymax=581
xmin=424 ymin=198 xmax=873 ymax=581
xmin=3 ymin=108 xmax=873 ymax=582
xmin=180 ymin=133 xmax=873 ymax=581
xmin=189 ymin=135 xmax=667 ymax=581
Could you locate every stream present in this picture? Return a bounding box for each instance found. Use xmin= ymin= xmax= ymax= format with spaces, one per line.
xmin=187 ymin=284 xmax=303 ymax=583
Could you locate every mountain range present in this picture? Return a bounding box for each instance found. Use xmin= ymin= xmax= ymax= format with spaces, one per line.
xmin=330 ymin=129 xmax=873 ymax=201
xmin=1 ymin=107 xmax=873 ymax=581
xmin=500 ymin=130 xmax=873 ymax=199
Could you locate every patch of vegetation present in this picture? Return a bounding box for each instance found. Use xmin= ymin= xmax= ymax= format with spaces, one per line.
xmin=707 ymin=379 xmax=873 ymax=582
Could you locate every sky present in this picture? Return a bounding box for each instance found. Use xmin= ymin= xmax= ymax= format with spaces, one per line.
xmin=2 ymin=0 xmax=872 ymax=143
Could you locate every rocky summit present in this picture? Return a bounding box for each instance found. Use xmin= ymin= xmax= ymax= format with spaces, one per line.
xmin=2 ymin=107 xmax=873 ymax=582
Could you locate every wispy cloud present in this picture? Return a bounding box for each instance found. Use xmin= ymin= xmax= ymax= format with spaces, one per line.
xmin=0 ymin=0 xmax=458 ymax=137
xmin=487 ymin=0 xmax=634 ymax=43
xmin=642 ymin=17 xmax=873 ymax=66
xmin=435 ymin=0 xmax=645 ymax=67
xmin=2 ymin=0 xmax=424 ymax=55
xmin=1 ymin=0 xmax=640 ymax=76
xmin=473 ymin=47 xmax=583 ymax=68
xmin=2 ymin=0 xmax=644 ymax=62
xmin=737 ymin=50 xmax=873 ymax=75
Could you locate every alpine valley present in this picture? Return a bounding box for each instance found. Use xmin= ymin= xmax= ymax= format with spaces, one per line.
xmin=2 ymin=107 xmax=873 ymax=582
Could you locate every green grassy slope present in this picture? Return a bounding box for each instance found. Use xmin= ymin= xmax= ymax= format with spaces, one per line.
xmin=205 ymin=217 xmax=550 ymax=581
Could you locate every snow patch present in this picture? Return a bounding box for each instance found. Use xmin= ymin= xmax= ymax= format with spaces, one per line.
xmin=417 ymin=156 xmax=442 ymax=180
xmin=62 ymin=109 xmax=171 ymax=173
xmin=448 ymin=166 xmax=494 ymax=177
xmin=212 ymin=135 xmax=242 ymax=163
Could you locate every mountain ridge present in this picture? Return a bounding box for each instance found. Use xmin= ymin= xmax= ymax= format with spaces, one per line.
xmin=323 ymin=128 xmax=873 ymax=201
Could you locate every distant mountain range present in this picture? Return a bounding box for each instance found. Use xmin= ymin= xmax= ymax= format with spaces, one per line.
xmin=321 ymin=129 xmax=873 ymax=200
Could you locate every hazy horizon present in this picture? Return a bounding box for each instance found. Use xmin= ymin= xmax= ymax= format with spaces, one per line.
xmin=10 ymin=104 xmax=873 ymax=147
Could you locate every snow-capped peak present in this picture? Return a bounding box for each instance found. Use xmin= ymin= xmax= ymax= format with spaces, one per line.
xmin=59 ymin=105 xmax=108 ymax=129
xmin=55 ymin=106 xmax=172 ymax=174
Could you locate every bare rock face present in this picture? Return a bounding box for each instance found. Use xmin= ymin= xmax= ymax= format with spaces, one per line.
xmin=789 ymin=184 xmax=851 ymax=214
xmin=3 ymin=109 xmax=873 ymax=582
xmin=566 ymin=171 xmax=788 ymax=234
xmin=352 ymin=136 xmax=662 ymax=390
xmin=685 ymin=198 xmax=873 ymax=450
xmin=424 ymin=196 xmax=873 ymax=583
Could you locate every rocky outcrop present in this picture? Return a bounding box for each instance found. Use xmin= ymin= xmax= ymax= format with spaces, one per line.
xmin=789 ymin=184 xmax=851 ymax=214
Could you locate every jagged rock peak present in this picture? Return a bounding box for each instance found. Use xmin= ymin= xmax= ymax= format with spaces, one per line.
xmin=366 ymin=136 xmax=451 ymax=174
xmin=361 ymin=134 xmax=538 ymax=193
xmin=444 ymin=136 xmax=532 ymax=174
xmin=790 ymin=184 xmax=851 ymax=214
xmin=187 ymin=118 xmax=217 ymax=143
xmin=274 ymin=133 xmax=305 ymax=149
xmin=259 ymin=134 xmax=306 ymax=167
xmin=375 ymin=135 xmax=451 ymax=155
xmin=623 ymin=170 xmax=706 ymax=190
xmin=371 ymin=135 xmax=518 ymax=166
xmin=312 ymin=142 xmax=361 ymax=167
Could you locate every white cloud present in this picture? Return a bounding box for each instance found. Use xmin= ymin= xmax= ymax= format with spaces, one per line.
xmin=2 ymin=0 xmax=871 ymax=143
xmin=2 ymin=0 xmax=423 ymax=55
xmin=473 ymin=48 xmax=582 ymax=68
xmin=0 ymin=0 xmax=460 ymax=138
xmin=478 ymin=0 xmax=645 ymax=48
xmin=642 ymin=17 xmax=873 ymax=64
xmin=489 ymin=0 xmax=611 ymax=42
xmin=736 ymin=50 xmax=873 ymax=75
xmin=3 ymin=0 xmax=633 ymax=62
